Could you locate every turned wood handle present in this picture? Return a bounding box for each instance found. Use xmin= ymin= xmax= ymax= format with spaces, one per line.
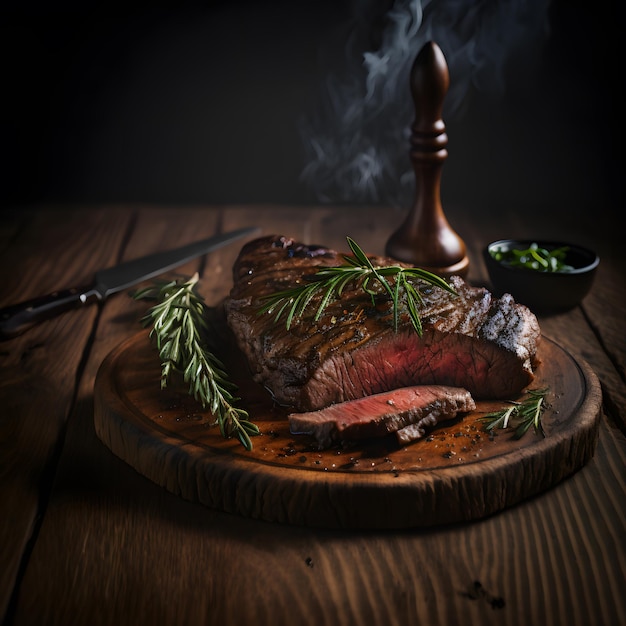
xmin=386 ymin=41 xmax=469 ymax=277
xmin=411 ymin=40 xmax=449 ymax=139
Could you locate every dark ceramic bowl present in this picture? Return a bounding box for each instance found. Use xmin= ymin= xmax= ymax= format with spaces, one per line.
xmin=483 ymin=239 xmax=599 ymax=313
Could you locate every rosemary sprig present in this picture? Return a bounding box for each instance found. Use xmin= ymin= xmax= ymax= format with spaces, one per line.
xmin=479 ymin=388 xmax=549 ymax=439
xmin=133 ymin=273 xmax=259 ymax=450
xmin=258 ymin=237 xmax=456 ymax=335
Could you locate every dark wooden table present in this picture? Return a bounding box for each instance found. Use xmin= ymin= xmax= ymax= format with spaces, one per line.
xmin=1 ymin=205 xmax=624 ymax=626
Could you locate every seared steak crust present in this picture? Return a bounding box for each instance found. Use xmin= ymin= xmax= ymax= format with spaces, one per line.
xmin=225 ymin=235 xmax=541 ymax=411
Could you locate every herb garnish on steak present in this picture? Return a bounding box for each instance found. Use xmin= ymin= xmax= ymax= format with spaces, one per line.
xmin=258 ymin=236 xmax=455 ymax=335
xmin=224 ymin=236 xmax=541 ymax=411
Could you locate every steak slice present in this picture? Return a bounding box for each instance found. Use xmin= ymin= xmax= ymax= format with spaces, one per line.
xmin=224 ymin=235 xmax=541 ymax=411
xmin=288 ymin=385 xmax=476 ymax=448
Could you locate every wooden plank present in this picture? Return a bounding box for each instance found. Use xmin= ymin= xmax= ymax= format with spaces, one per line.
xmin=220 ymin=204 xmax=333 ymax=242
xmin=8 ymin=206 xmax=233 ymax=623
xmin=0 ymin=207 xmax=134 ymax=619
xmin=10 ymin=429 xmax=626 ymax=626
xmin=1 ymin=205 xmax=242 ymax=621
xmin=582 ymin=259 xmax=626 ymax=376
xmin=6 ymin=206 xmax=626 ymax=626
xmin=580 ymin=260 xmax=626 ymax=430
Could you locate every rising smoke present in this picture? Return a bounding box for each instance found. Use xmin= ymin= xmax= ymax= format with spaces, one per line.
xmin=299 ymin=0 xmax=552 ymax=206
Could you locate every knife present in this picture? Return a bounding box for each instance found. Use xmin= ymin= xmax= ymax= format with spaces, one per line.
xmin=0 ymin=226 xmax=258 ymax=341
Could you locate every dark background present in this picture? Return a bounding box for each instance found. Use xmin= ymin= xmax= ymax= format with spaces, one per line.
xmin=1 ymin=0 xmax=622 ymax=221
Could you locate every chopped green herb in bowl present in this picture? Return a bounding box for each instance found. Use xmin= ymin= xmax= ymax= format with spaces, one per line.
xmin=489 ymin=242 xmax=574 ymax=273
xmin=483 ymin=239 xmax=599 ymax=313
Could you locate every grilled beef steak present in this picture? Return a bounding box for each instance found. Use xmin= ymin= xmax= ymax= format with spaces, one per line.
xmin=289 ymin=385 xmax=476 ymax=448
xmin=224 ymin=235 xmax=541 ymax=411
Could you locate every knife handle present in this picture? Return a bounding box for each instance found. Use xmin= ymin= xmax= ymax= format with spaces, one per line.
xmin=0 ymin=285 xmax=101 ymax=341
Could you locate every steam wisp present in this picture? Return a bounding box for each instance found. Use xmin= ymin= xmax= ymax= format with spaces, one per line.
xmin=299 ymin=0 xmax=551 ymax=206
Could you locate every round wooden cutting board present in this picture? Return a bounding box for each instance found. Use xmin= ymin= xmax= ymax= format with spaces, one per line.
xmin=94 ymin=330 xmax=602 ymax=529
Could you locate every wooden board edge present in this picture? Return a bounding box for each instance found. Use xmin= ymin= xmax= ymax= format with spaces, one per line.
xmin=93 ymin=333 xmax=603 ymax=529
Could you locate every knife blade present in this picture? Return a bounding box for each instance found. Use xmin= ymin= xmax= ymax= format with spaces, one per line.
xmin=0 ymin=226 xmax=258 ymax=341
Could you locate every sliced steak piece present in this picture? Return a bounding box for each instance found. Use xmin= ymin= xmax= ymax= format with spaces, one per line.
xmin=288 ymin=385 xmax=476 ymax=449
xmin=225 ymin=235 xmax=541 ymax=411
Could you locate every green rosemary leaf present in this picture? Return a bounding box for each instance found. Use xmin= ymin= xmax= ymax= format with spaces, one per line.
xmin=479 ymin=388 xmax=549 ymax=439
xmin=347 ymin=236 xmax=374 ymax=268
xmin=481 ymin=414 xmax=503 ymax=432
xmin=279 ymin=299 xmax=297 ymax=326
xmin=336 ymin=270 xmax=359 ymax=296
xmin=514 ymin=417 xmax=535 ymax=440
xmin=341 ymin=255 xmax=363 ymax=268
xmin=403 ymin=278 xmax=423 ymax=335
xmin=374 ymin=270 xmax=395 ymax=302
xmin=316 ymin=279 xmax=340 ymax=321
xmin=134 ymin=272 xmax=258 ymax=451
xmin=294 ymin=284 xmax=317 ymax=318
xmin=258 ymin=237 xmax=457 ymax=336
xmin=361 ymin=274 xmax=377 ymax=297
xmin=392 ymin=270 xmax=402 ymax=331
xmin=285 ymin=293 xmax=302 ymax=329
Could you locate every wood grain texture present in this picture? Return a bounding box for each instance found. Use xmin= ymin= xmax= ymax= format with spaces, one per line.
xmin=11 ymin=424 xmax=626 ymax=626
xmin=4 ymin=205 xmax=625 ymax=626
xmin=0 ymin=207 xmax=134 ymax=618
xmin=92 ymin=323 xmax=601 ymax=530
